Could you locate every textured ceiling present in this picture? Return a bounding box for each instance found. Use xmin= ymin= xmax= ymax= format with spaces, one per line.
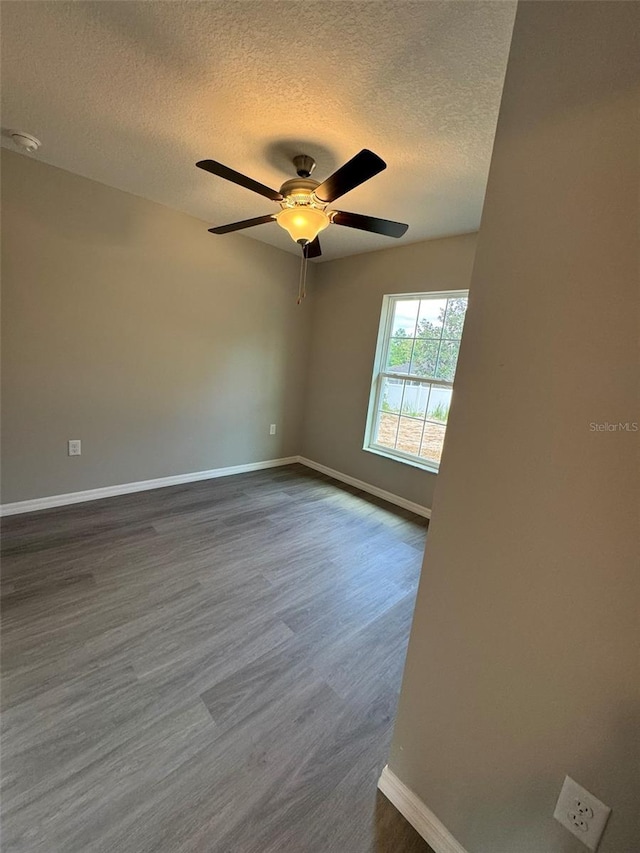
xmin=0 ymin=1 xmax=515 ymax=262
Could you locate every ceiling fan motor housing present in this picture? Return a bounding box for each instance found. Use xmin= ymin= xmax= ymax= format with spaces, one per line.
xmin=278 ymin=177 xmax=321 ymax=206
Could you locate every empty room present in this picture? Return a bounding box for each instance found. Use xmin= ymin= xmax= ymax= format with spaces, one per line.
xmin=1 ymin=2 xmax=638 ymax=852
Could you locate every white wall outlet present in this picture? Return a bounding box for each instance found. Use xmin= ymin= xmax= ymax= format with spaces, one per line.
xmin=68 ymin=439 xmax=81 ymax=456
xmin=553 ymin=776 xmax=611 ymax=851
xmin=269 ymin=424 xmax=277 ymax=435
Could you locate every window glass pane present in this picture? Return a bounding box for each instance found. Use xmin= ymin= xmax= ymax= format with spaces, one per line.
xmin=380 ymin=377 xmax=403 ymax=414
xmin=401 ymin=381 xmax=429 ymax=418
xmin=375 ymin=412 xmax=399 ymax=449
xmin=426 ymin=387 xmax=452 ymax=423
xmin=416 ymin=299 xmax=447 ymax=339
xmin=391 ymin=299 xmax=419 ymax=337
xmin=386 ymin=337 xmax=413 ymax=374
xmin=442 ymin=297 xmax=468 ymax=340
xmin=410 ymin=339 xmax=439 ymax=378
xmin=367 ymin=290 xmax=467 ymax=471
xmin=396 ymin=417 xmax=423 ymax=456
xmin=420 ymin=422 xmax=447 ymax=465
xmin=434 ymin=340 xmax=461 ymax=381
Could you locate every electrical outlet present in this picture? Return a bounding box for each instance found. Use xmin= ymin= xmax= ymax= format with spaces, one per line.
xmin=68 ymin=439 xmax=81 ymax=456
xmin=269 ymin=424 xmax=277 ymax=435
xmin=553 ymin=776 xmax=611 ymax=851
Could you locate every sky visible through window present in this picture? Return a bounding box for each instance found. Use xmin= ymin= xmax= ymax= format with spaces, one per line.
xmin=391 ymin=298 xmax=445 ymax=337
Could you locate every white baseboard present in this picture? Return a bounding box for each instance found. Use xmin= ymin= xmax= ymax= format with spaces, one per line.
xmin=0 ymin=454 xmax=432 ymax=519
xmin=297 ymin=457 xmax=431 ymax=519
xmin=0 ymin=457 xmax=299 ymax=517
xmin=378 ymin=766 xmax=468 ymax=853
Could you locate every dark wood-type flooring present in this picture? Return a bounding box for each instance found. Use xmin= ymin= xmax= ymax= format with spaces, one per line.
xmin=1 ymin=463 xmax=432 ymax=852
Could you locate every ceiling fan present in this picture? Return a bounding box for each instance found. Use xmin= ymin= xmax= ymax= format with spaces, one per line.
xmin=195 ymin=149 xmax=409 ymax=260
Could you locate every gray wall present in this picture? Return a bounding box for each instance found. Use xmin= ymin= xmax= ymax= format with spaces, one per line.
xmin=388 ymin=3 xmax=639 ymax=853
xmin=301 ymin=233 xmax=477 ymax=510
xmin=1 ymin=145 xmax=478 ymax=509
xmin=1 ymin=150 xmax=313 ymax=503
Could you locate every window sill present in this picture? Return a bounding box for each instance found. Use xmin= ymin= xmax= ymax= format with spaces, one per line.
xmin=363 ymin=444 xmax=440 ymax=474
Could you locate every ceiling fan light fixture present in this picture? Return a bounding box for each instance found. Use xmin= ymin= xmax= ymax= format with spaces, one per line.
xmin=196 ymin=149 xmax=408 ymax=262
xmin=276 ymin=205 xmax=330 ymax=245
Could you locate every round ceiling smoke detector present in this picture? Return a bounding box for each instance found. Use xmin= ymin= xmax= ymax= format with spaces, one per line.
xmin=10 ymin=132 xmax=41 ymax=154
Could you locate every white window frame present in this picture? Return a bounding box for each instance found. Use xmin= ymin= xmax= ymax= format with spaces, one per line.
xmin=363 ymin=289 xmax=468 ymax=474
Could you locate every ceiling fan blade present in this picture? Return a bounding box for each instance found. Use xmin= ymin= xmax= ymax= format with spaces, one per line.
xmin=197 ymin=160 xmax=283 ymax=202
xmin=313 ymin=149 xmax=386 ymax=203
xmin=303 ymin=237 xmax=322 ymax=259
xmin=208 ymin=214 xmax=275 ymax=234
xmin=331 ymin=210 xmax=408 ymax=238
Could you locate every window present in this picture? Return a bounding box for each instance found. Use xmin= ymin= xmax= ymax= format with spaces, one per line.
xmin=364 ymin=291 xmax=469 ymax=472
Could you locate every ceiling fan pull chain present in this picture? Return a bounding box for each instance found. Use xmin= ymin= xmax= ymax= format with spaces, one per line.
xmin=302 ymin=250 xmax=308 ymax=301
xmin=297 ymin=249 xmax=308 ymax=304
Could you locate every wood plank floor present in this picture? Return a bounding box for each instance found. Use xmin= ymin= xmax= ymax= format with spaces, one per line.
xmin=1 ymin=464 xmax=432 ymax=852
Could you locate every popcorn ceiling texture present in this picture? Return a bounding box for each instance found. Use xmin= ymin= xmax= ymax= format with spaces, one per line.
xmin=0 ymin=1 xmax=515 ymax=261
